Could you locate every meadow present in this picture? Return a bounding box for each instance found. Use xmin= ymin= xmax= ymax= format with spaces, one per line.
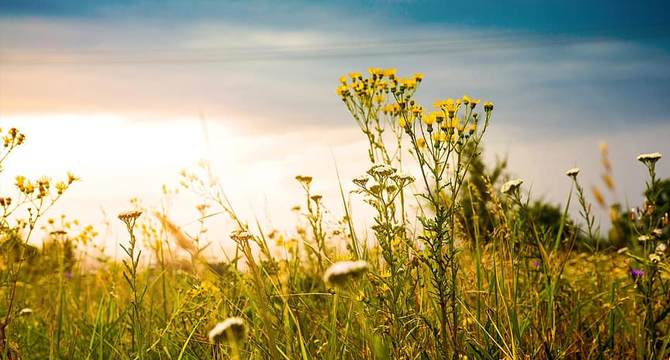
xmin=1 ymin=69 xmax=669 ymax=360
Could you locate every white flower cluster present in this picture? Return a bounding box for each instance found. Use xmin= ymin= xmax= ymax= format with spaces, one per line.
xmin=637 ymin=152 xmax=662 ymax=163
xmin=323 ymin=260 xmax=370 ymax=285
xmin=565 ymin=168 xmax=580 ymax=177
xmin=208 ymin=317 xmax=249 ymax=344
xmin=501 ymin=179 xmax=523 ymax=195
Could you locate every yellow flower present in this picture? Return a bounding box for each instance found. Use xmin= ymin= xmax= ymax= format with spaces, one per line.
xmin=469 ymin=98 xmax=481 ymax=107
xmin=352 ymin=81 xmax=365 ymax=92
xmin=462 ymin=94 xmax=470 ymax=104
xmin=200 ymin=280 xmax=220 ymax=293
xmin=432 ymin=132 xmax=447 ymax=143
xmin=436 ymin=98 xmax=460 ymax=116
xmin=423 ymin=112 xmax=436 ymax=126
xmin=349 ymin=72 xmax=362 ymax=79
xmin=335 ymin=85 xmax=349 ymax=96
xmin=368 ymin=67 xmax=382 ymax=76
xmin=55 ymin=181 xmax=67 ymax=195
xmin=410 ymin=104 xmax=425 ymax=115
xmin=413 ymin=73 xmax=423 ymax=81
xmin=15 ymin=175 xmax=25 ymax=189
xmin=401 ymin=78 xmax=417 ymax=89
xmin=417 ymin=138 xmax=426 ymax=148
xmin=373 ymin=95 xmax=385 ymax=103
xmin=398 ymin=117 xmax=407 ymax=128
xmin=379 ymin=270 xmax=391 ymax=278
xmin=382 ymin=68 xmax=396 ymax=77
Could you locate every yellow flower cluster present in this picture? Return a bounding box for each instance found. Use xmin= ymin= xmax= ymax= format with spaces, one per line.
xmin=14 ymin=172 xmax=79 ymax=199
xmin=2 ymin=127 xmax=26 ymax=148
xmin=336 ymin=68 xmax=422 ymax=104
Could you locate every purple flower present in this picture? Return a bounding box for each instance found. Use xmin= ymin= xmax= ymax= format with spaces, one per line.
xmin=629 ymin=269 xmax=644 ymax=279
xmin=532 ymin=260 xmax=540 ymax=268
xmin=64 ymin=272 xmax=74 ymax=279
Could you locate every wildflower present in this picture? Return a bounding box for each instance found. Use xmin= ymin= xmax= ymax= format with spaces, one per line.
xmin=19 ymin=308 xmax=33 ymax=316
xmin=15 ymin=175 xmax=26 ymax=190
xmin=435 ymin=98 xmax=460 ymax=117
xmin=295 ymin=175 xmax=313 ymax=184
xmin=208 ymin=317 xmax=249 ymax=344
xmin=67 ymin=171 xmax=81 ymax=184
xmin=617 ymin=247 xmax=629 ymax=254
xmin=483 ymin=102 xmax=494 ymax=112
xmin=413 ymin=73 xmax=423 ymax=81
xmin=651 ymin=228 xmax=663 ymax=238
xmin=339 ymin=76 xmax=347 ymax=83
xmin=423 ymin=112 xmax=436 ymax=126
xmin=336 ymin=85 xmax=349 ymax=97
xmin=230 ymin=230 xmax=253 ymax=243
xmin=368 ymin=67 xmax=382 ymax=77
xmin=55 ymin=181 xmax=67 ymax=195
xmin=565 ymin=168 xmax=580 ymax=178
xmin=637 ymin=152 xmax=662 ymax=165
xmin=638 ymin=235 xmax=651 ymax=243
xmin=501 ymin=179 xmax=523 ymax=196
xmin=382 ymin=68 xmax=396 ymax=78
xmin=410 ymin=104 xmax=425 ymax=115
xmin=649 ymin=253 xmax=661 ymax=264
xmin=323 ymin=260 xmax=370 ymax=285
xmin=353 ymin=175 xmax=370 ymax=188
xmin=390 ymin=172 xmax=415 ymax=186
xmin=118 ymin=210 xmax=142 ymax=223
xmin=656 ymin=243 xmax=667 ymax=255
xmin=400 ymin=78 xmax=417 ymax=89
xmin=629 ymin=268 xmax=644 ymax=279
xmin=64 ymin=272 xmax=74 ymax=279
xmin=416 ymin=138 xmax=426 ymax=148
xmin=348 ymin=72 xmax=362 ymax=80
xmin=367 ymin=164 xmax=396 ymax=178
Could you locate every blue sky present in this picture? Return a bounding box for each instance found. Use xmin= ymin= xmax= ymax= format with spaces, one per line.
xmin=1 ymin=0 xmax=669 ymax=254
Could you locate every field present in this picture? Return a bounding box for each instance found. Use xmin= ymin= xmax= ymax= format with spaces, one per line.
xmin=1 ymin=69 xmax=669 ymax=360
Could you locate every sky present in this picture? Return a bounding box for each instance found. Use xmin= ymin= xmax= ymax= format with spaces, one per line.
xmin=1 ymin=0 xmax=669 ymax=260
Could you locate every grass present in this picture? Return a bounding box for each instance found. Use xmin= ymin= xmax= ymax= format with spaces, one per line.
xmin=1 ymin=69 xmax=669 ymax=360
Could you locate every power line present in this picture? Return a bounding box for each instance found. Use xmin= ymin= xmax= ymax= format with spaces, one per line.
xmin=1 ymin=23 xmax=668 ymax=66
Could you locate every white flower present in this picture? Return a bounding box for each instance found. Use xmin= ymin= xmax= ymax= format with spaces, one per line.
xmin=637 ymin=152 xmax=662 ymax=165
xmin=501 ymin=179 xmax=523 ymax=195
xmin=19 ymin=308 xmax=33 ymax=316
xmin=353 ymin=175 xmax=370 ymax=188
xmin=323 ymin=260 xmax=370 ymax=285
xmin=208 ymin=317 xmax=249 ymax=344
xmin=391 ymin=172 xmax=415 ymax=185
xmin=367 ymin=164 xmax=396 ymax=178
xmin=230 ymin=230 xmax=253 ymax=242
xmin=638 ymin=235 xmax=651 ymax=243
xmin=649 ymin=253 xmax=661 ymax=264
xmin=565 ymin=168 xmax=580 ymax=177
xmin=656 ymin=243 xmax=667 ymax=255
